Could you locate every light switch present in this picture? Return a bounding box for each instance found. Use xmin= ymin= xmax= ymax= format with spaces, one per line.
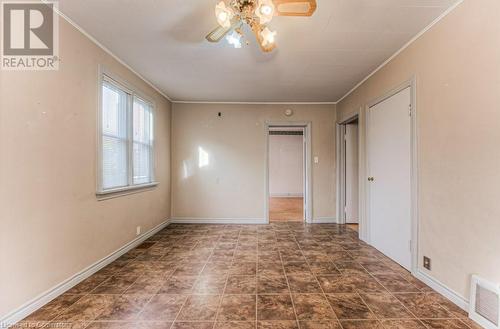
xmin=314 ymin=156 xmax=319 ymax=164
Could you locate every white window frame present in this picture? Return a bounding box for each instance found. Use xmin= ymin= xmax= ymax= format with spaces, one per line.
xmin=97 ymin=68 xmax=157 ymax=196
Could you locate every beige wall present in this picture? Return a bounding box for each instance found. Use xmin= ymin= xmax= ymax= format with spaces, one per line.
xmin=0 ymin=18 xmax=171 ymax=317
xmin=171 ymin=103 xmax=336 ymax=221
xmin=337 ymin=0 xmax=500 ymax=299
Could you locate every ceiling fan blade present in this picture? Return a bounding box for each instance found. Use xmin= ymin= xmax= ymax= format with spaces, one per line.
xmin=206 ymin=19 xmax=240 ymax=43
xmin=274 ymin=0 xmax=317 ymax=17
xmin=250 ymin=22 xmax=276 ymax=53
xmin=206 ymin=25 xmax=232 ymax=43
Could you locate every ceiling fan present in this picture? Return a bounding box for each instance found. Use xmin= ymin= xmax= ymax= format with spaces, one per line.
xmin=205 ymin=0 xmax=317 ymax=52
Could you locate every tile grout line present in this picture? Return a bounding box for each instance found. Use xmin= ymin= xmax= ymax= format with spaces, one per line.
xmin=212 ymin=225 xmax=240 ymax=328
xmin=303 ymin=245 xmax=343 ymax=328
xmin=168 ymin=230 xmax=218 ymax=328
xmin=344 ymin=238 xmax=401 ymax=328
xmin=354 ymin=260 xmax=395 ymax=327
xmin=279 ymin=222 xmax=302 ymax=328
xmin=56 ymin=241 xmax=160 ymax=329
xmin=124 ymin=236 xmax=167 ymax=327
xmin=134 ymin=233 xmax=188 ymax=325
xmin=255 ymin=229 xmax=261 ymax=329
xmin=305 ymin=225 xmax=346 ymax=328
xmin=351 ymin=241 xmax=465 ymax=328
xmin=367 ymin=273 xmax=426 ymax=327
xmin=140 ymin=237 xmax=181 ymax=328
xmin=311 ymin=226 xmax=386 ymax=328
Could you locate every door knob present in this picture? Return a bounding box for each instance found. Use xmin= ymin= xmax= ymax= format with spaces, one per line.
xmin=368 ymin=177 xmax=374 ymax=182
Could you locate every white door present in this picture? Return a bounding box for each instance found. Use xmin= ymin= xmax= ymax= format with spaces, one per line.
xmin=345 ymin=124 xmax=359 ymax=223
xmin=367 ymin=87 xmax=412 ymax=270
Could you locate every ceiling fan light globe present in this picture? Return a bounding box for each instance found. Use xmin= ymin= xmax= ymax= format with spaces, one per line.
xmin=261 ymin=27 xmax=277 ymax=46
xmin=226 ymin=31 xmax=242 ymax=48
xmin=261 ymin=5 xmax=273 ymax=16
xmin=215 ymin=1 xmax=233 ymax=28
xmin=256 ymin=0 xmax=275 ymax=24
xmin=218 ymin=11 xmax=228 ymax=22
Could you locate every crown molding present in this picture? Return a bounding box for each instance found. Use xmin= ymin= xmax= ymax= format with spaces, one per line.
xmin=172 ymin=101 xmax=337 ymax=105
xmin=45 ymin=1 xmax=172 ymax=102
xmin=335 ymin=0 xmax=465 ymax=104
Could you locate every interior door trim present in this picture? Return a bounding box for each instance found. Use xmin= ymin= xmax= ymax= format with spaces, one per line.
xmin=265 ymin=121 xmax=313 ymax=224
xmin=336 ymin=113 xmax=360 ymax=225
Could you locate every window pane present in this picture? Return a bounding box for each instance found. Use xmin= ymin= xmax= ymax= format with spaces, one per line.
xmin=102 ymin=82 xmax=127 ymax=138
xmin=133 ymin=97 xmax=153 ymax=145
xmin=102 ymin=136 xmax=128 ymax=189
xmin=102 ymin=81 xmax=128 ymax=190
xmin=133 ymin=96 xmax=153 ymax=184
xmin=133 ymin=143 xmax=151 ymax=185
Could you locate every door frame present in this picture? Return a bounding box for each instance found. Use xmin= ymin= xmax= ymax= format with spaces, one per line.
xmin=336 ymin=114 xmax=360 ymax=226
xmin=364 ymin=77 xmax=418 ymax=274
xmin=265 ymin=121 xmax=313 ymax=224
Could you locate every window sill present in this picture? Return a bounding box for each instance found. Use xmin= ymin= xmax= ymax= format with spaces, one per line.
xmin=96 ymin=182 xmax=159 ymax=200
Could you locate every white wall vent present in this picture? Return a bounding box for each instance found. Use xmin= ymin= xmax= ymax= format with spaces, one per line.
xmin=470 ymin=275 xmax=500 ymax=329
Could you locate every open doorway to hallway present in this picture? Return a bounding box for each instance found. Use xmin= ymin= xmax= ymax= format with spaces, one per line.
xmin=338 ymin=116 xmax=360 ymax=232
xmin=268 ymin=127 xmax=305 ymax=222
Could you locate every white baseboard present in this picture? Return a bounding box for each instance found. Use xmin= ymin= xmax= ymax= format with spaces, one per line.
xmin=414 ymin=269 xmax=469 ymax=311
xmin=1 ymin=219 xmax=171 ymax=327
xmin=310 ymin=217 xmax=337 ymax=224
xmin=270 ymin=193 xmax=304 ymax=198
xmin=170 ymin=218 xmax=267 ymax=225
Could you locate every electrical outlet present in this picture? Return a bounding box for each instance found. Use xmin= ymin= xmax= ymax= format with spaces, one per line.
xmin=423 ymin=256 xmax=431 ymax=270
xmin=136 ymin=226 xmax=141 ymax=236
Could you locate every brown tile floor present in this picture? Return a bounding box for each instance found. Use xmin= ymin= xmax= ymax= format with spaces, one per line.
xmin=13 ymin=223 xmax=479 ymax=329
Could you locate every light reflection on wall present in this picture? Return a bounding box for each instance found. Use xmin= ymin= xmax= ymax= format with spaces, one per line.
xmin=198 ymin=146 xmax=209 ymax=168
xmin=181 ymin=147 xmax=211 ymax=180
xmin=182 ymin=160 xmax=192 ymax=179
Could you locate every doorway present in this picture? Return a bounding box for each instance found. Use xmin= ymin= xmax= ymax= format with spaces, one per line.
xmin=268 ymin=128 xmax=304 ymax=222
xmin=366 ymin=85 xmax=413 ymax=270
xmin=337 ymin=116 xmax=360 ymax=232
xmin=266 ymin=123 xmax=312 ymax=223
xmin=345 ymin=119 xmax=359 ymax=231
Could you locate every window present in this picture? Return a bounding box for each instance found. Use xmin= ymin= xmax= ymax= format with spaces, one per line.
xmin=98 ymin=73 xmax=155 ymax=194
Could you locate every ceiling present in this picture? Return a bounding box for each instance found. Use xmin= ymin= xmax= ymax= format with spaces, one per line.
xmin=58 ymin=0 xmax=459 ymax=103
